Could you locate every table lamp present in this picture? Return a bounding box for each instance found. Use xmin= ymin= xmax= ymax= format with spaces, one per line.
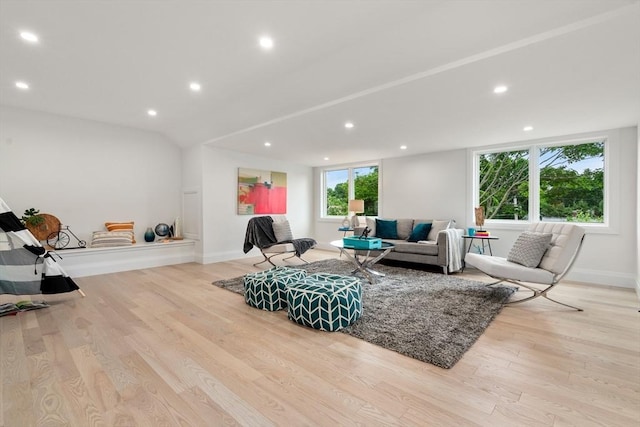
xmin=348 ymin=199 xmax=365 ymax=228
xmin=474 ymin=206 xmax=485 ymax=231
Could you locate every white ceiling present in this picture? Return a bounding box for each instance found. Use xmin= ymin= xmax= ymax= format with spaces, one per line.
xmin=1 ymin=0 xmax=639 ymax=167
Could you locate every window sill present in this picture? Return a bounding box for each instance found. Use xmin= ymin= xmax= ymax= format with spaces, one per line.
xmin=482 ymin=221 xmax=617 ymax=235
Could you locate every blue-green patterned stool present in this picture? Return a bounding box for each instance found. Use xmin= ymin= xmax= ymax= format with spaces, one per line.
xmin=286 ymin=273 xmax=362 ymax=331
xmin=243 ymin=266 xmax=307 ymax=311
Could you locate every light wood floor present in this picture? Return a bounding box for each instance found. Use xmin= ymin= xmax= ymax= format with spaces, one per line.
xmin=1 ymin=249 xmax=639 ymax=426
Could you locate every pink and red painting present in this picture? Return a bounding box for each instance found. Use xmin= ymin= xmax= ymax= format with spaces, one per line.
xmin=237 ymin=168 xmax=287 ymax=215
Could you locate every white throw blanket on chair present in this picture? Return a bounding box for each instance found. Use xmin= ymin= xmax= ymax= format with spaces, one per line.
xmin=443 ymin=228 xmax=464 ymax=273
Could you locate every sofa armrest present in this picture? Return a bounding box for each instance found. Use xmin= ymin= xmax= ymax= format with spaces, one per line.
xmin=436 ymin=228 xmax=465 ymax=270
xmin=437 ymin=230 xmax=448 ymax=266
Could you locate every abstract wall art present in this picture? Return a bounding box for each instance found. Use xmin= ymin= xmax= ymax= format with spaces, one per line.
xmin=237 ymin=168 xmax=287 ymax=215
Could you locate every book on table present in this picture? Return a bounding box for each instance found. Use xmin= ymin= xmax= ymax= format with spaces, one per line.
xmin=0 ymin=300 xmax=49 ymax=317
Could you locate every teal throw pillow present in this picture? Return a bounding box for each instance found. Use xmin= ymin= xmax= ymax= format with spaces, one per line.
xmin=376 ymin=219 xmax=398 ymax=239
xmin=407 ymin=223 xmax=432 ymax=242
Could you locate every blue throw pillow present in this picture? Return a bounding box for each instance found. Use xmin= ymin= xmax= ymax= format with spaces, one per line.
xmin=375 ymin=219 xmax=398 ymax=239
xmin=407 ymin=223 xmax=432 ymax=242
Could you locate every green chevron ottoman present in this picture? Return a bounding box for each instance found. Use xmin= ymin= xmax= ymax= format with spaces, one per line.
xmin=286 ymin=273 xmax=362 ymax=331
xmin=243 ymin=266 xmax=307 ymax=311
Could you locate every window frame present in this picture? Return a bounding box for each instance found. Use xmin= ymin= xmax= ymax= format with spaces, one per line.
xmin=320 ymin=161 xmax=381 ymax=220
xmin=471 ymin=136 xmax=609 ymax=230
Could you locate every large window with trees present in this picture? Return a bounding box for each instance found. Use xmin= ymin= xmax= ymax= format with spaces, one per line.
xmin=475 ymin=139 xmax=606 ymax=224
xmin=323 ymin=164 xmax=379 ymax=217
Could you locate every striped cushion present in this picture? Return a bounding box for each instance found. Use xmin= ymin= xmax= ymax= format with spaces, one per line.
xmin=91 ymin=231 xmax=134 ymax=248
xmin=105 ymin=221 xmax=135 ymax=243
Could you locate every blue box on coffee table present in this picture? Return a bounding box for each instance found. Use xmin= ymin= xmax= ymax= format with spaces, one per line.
xmin=343 ymin=236 xmax=382 ymax=249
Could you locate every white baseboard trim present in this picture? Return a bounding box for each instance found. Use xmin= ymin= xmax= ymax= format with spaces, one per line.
xmin=200 ymin=249 xmax=246 ymax=264
xmin=315 ymin=242 xmax=341 ymax=253
xmin=57 ymin=240 xmax=196 ymax=277
xmin=563 ymin=268 xmax=635 ymax=288
xmin=636 ymin=277 xmax=640 ymax=301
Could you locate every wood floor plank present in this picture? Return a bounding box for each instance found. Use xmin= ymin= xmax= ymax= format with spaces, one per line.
xmin=59 ymin=375 xmax=107 ymax=427
xmin=2 ymin=249 xmax=638 ymax=426
xmin=27 ymin=351 xmax=74 ymax=426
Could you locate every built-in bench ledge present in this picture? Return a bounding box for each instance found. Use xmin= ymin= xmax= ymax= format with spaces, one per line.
xmin=52 ymin=239 xmax=196 ymax=278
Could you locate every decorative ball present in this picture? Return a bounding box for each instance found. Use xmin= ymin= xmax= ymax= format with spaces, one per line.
xmin=155 ymin=223 xmax=170 ymax=237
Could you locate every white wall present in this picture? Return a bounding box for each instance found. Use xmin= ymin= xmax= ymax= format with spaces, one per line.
xmin=637 ymin=123 xmax=640 ymax=298
xmin=3 ymin=104 xmax=636 ymax=288
xmin=181 ymin=144 xmax=204 ymax=256
xmin=468 ymin=127 xmax=638 ymax=288
xmin=313 ymin=127 xmax=638 ymax=288
xmin=313 ymin=150 xmax=468 ymax=249
xmin=0 ymin=106 xmax=182 ymax=244
xmin=195 ymin=146 xmax=314 ymax=264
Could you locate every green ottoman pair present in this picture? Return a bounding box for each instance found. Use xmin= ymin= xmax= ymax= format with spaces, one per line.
xmin=243 ymin=266 xmax=307 ymax=311
xmin=287 ymin=273 xmax=362 ymax=331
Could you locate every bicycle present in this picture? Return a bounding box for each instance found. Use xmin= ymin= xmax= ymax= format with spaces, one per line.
xmin=47 ymin=225 xmax=87 ymax=249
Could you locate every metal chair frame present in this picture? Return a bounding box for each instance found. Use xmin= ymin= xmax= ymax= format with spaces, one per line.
xmin=254 ymin=249 xmax=309 ymax=267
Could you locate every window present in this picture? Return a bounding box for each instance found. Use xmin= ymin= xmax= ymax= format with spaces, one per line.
xmin=323 ymin=164 xmax=379 ymax=217
xmin=475 ymin=139 xmax=606 ymax=224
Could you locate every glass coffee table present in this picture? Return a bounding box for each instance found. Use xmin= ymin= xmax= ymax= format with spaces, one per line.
xmin=330 ymin=240 xmax=395 ymax=283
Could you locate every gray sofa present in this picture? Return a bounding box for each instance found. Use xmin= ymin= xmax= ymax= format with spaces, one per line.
xmin=354 ymin=218 xmax=465 ymax=274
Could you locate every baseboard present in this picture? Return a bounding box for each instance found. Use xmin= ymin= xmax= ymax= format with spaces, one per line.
xmin=200 ymin=249 xmax=246 ymax=264
xmin=315 ymin=242 xmax=341 ymax=253
xmin=565 ymin=267 xmax=636 ymax=289
xmin=57 ymin=240 xmax=196 ymax=277
xmin=636 ymin=277 xmax=640 ymax=302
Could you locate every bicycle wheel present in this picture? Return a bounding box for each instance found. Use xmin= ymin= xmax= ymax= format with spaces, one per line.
xmin=47 ymin=231 xmax=70 ymax=249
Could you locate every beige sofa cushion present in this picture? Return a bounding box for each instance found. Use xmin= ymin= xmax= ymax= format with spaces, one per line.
xmin=427 ymin=219 xmax=451 ymax=241
xmin=365 ymin=217 xmax=376 ymax=236
xmin=396 ymin=219 xmax=414 ymax=240
xmin=393 ymin=241 xmax=439 ymax=256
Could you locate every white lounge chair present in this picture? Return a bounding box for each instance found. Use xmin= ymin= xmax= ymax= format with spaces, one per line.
xmin=465 ymin=222 xmax=585 ymax=311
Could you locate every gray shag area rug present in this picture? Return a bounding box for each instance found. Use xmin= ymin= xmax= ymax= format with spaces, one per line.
xmin=212 ymin=259 xmax=516 ymax=369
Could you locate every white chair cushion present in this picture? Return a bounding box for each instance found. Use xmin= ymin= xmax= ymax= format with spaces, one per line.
xmin=465 ymin=253 xmax=555 ymax=284
xmin=262 ymin=242 xmax=295 ymax=254
xmin=528 ymin=223 xmax=585 ymax=275
xmin=272 ymin=220 xmax=293 ymax=242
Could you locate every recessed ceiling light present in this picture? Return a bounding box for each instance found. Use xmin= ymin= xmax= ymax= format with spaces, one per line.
xmin=493 ymin=85 xmax=508 ymax=94
xmin=147 ymin=109 xmax=157 ymax=117
xmin=20 ymin=31 xmax=38 ymax=43
xmin=324 ymin=157 xmax=330 ymax=161
xmin=264 ymin=141 xmax=271 ymax=147
xmin=344 ymin=122 xmax=355 ymax=129
xmin=523 ymin=126 xmax=533 ymax=131
xmin=400 ymin=145 xmax=407 ymax=150
xmin=189 ymin=82 xmax=201 ymax=92
xmin=15 ymin=81 xmax=29 ymax=90
xmin=259 ymin=36 xmax=274 ymax=50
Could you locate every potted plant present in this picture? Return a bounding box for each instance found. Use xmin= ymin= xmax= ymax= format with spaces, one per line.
xmin=21 ymin=208 xmax=44 ymax=228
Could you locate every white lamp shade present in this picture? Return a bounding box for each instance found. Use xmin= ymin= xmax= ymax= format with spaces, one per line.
xmin=348 ymin=199 xmax=364 ymax=213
